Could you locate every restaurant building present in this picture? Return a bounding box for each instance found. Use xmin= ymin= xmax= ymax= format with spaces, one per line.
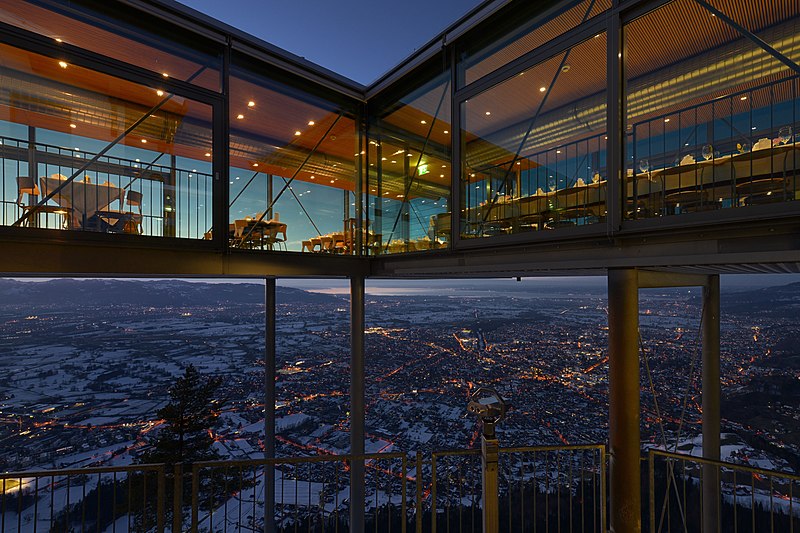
xmin=1 ymin=0 xmax=799 ymax=531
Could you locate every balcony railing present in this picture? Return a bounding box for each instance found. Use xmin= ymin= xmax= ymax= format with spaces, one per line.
xmin=421 ymin=444 xmax=606 ymax=533
xmin=0 ymin=446 xmax=606 ymax=532
xmin=648 ymin=449 xmax=800 ymax=533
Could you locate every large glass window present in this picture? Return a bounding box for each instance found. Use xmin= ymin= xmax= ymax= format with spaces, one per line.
xmin=625 ymin=0 xmax=800 ymax=220
xmin=458 ymin=0 xmax=610 ymax=87
xmin=368 ymin=62 xmax=452 ymax=255
xmin=228 ymin=55 xmax=359 ymax=253
xmin=0 ymin=42 xmax=214 ymax=239
xmin=0 ymin=0 xmax=222 ymax=92
xmin=460 ymin=33 xmax=607 ymax=239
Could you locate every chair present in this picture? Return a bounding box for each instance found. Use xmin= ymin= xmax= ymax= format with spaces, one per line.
xmin=125 ymin=190 xmax=143 ymax=234
xmin=263 ymin=222 xmax=287 ymax=251
xmin=19 ymin=176 xmax=71 ymax=229
xmin=16 ymin=176 xmax=39 ymax=226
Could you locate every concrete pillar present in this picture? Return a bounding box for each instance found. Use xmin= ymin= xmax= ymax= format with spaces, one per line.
xmin=350 ymin=276 xmax=366 ymax=533
xmin=702 ymin=275 xmax=721 ymax=533
xmin=264 ymin=278 xmax=276 ymax=533
xmin=608 ymin=268 xmax=641 ymax=533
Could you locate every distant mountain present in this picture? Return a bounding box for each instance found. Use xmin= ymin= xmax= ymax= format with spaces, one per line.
xmin=0 ymin=279 xmax=341 ymax=308
xmin=722 ymin=281 xmax=800 ymax=316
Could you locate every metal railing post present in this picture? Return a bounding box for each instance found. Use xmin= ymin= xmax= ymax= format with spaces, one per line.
xmin=173 ymin=464 xmax=183 ymax=533
xmin=648 ymin=450 xmax=656 ymax=533
xmin=191 ymin=465 xmax=199 ymax=533
xmin=157 ymin=467 xmax=166 ymax=533
xmin=416 ymin=451 xmax=423 ymax=533
xmin=481 ymin=434 xmax=500 ymax=533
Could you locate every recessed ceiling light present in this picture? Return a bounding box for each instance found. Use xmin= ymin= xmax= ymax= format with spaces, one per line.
xmin=444 ymin=130 xmax=449 ymax=134
xmin=308 ymin=120 xmax=315 ymax=126
xmin=310 ymin=175 xmax=315 ymax=180
xmin=441 ymin=165 xmax=446 ymax=168
xmin=381 ymin=157 xmax=387 ymax=161
xmin=162 ymin=72 xmax=169 ymax=78
xmin=294 ymin=130 xmax=302 ymax=136
xmin=664 ymin=118 xmax=670 ymax=123
xmin=407 ymin=153 xmax=413 ymax=157
xmin=391 ymin=160 xmax=396 ymax=164
xmin=516 ymin=161 xmax=521 ymax=165
xmin=156 ymin=90 xmax=164 ymax=97
xmin=253 ymin=163 xmax=259 ymax=167
xmin=204 ymin=152 xmax=211 ymax=157
xmin=740 ymin=96 xmax=748 ymax=101
xmin=421 ymin=120 xmax=427 ymax=124
xmin=485 ymin=111 xmax=491 ymax=116
xmin=69 ymin=123 xmax=76 ymax=129
xmin=556 ymin=150 xmax=561 ymax=154
xmin=141 ymin=139 xmax=147 ymax=143
xmin=539 ymin=86 xmax=546 ymax=92
xmin=55 ymin=38 xmax=63 ymax=43
xmin=58 ymin=61 xmax=68 ymax=68
xmin=440 ymin=174 xmax=445 ymax=178
xmin=236 ymin=114 xmax=244 ymax=120
xmin=330 ymin=180 xmax=335 ymax=184
xmin=248 ymin=101 xmax=255 ymax=107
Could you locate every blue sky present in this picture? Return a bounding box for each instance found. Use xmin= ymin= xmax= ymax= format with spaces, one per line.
xmin=177 ymin=0 xmax=484 ymax=85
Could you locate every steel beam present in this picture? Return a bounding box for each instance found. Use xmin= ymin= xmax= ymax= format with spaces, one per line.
xmin=264 ymin=278 xmax=276 ymax=533
xmin=702 ymin=274 xmax=721 ymax=533
xmin=350 ymin=275 xmax=366 ymax=533
xmin=608 ymin=268 xmax=641 ymax=533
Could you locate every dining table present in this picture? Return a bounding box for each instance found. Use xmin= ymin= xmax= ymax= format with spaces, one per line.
xmin=42 ymin=175 xmax=126 ymax=230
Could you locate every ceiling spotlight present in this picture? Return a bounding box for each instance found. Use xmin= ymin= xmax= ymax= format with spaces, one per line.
xmin=156 ymin=89 xmax=164 ymax=97
xmin=664 ymin=118 xmax=670 ymax=123
xmin=162 ymin=72 xmax=169 ymax=78
xmin=539 ymin=86 xmax=546 ymax=92
xmin=421 ymin=120 xmax=427 ymax=124
xmin=295 ymin=131 xmax=302 ymax=136
xmin=310 ymin=175 xmax=315 ymax=180
xmin=204 ymin=152 xmax=211 ymax=157
xmin=69 ymin=123 xmax=77 ymax=129
xmin=55 ymin=37 xmax=63 ymax=43
xmin=236 ymin=114 xmax=244 ymax=120
xmin=253 ymin=163 xmax=259 ymax=167
xmin=444 ymin=130 xmax=449 ymax=134
xmin=308 ymin=120 xmax=315 ymax=126
xmin=740 ymin=96 xmax=748 ymax=101
xmin=248 ymin=101 xmax=255 ymax=107
xmin=485 ymin=111 xmax=491 ymax=116
xmin=58 ymin=61 xmax=68 ymax=68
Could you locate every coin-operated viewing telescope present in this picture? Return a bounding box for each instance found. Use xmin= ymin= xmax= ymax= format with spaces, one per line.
xmin=466 ymin=387 xmax=509 ymax=533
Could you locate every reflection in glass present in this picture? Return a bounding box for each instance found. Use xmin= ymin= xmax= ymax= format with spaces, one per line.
xmin=461 ymin=33 xmax=607 ymax=237
xmin=0 ymin=43 xmax=213 ymax=238
xmin=625 ymin=0 xmax=800 ymax=217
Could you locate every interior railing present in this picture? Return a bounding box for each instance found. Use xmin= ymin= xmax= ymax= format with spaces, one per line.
xmin=1 ymin=134 xmax=212 ymax=239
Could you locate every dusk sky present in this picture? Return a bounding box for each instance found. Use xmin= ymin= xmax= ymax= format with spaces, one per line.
xmin=177 ymin=0 xmax=484 ymax=84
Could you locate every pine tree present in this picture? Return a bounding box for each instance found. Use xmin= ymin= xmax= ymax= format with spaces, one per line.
xmin=141 ymin=364 xmax=224 ymax=465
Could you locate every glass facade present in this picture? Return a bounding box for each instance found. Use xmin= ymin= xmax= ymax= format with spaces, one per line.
xmin=460 ymin=34 xmax=607 ymax=238
xmin=0 ymin=40 xmax=214 ymax=239
xmin=228 ymin=55 xmax=359 ymax=252
xmin=368 ymin=56 xmax=452 ymax=254
xmin=0 ymin=0 xmax=798 ymax=255
xmin=0 ymin=0 xmax=222 ymax=91
xmin=625 ymin=0 xmax=800 ymax=219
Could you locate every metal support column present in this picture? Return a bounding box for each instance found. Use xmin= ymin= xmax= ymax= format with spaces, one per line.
xmin=350 ymin=275 xmax=366 ymax=533
xmin=608 ymin=268 xmax=641 ymax=533
xmin=702 ymin=274 xmax=721 ymax=533
xmin=264 ymin=278 xmax=276 ymax=533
